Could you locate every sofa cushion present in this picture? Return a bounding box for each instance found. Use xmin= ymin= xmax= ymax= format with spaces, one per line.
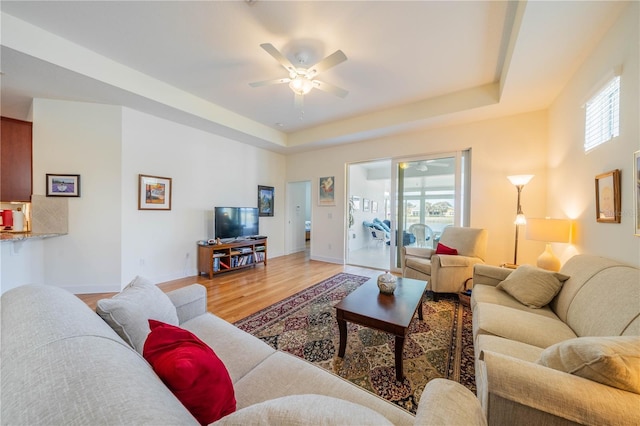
xmin=212 ymin=394 xmax=392 ymax=425
xmin=436 ymin=242 xmax=458 ymax=255
xmin=181 ymin=313 xmax=276 ymax=384
xmin=473 ymin=302 xmax=577 ymax=349
xmin=475 ymin=334 xmax=544 ymax=363
xmin=471 ymin=284 xmax=558 ymax=320
xmin=96 ymin=276 xmax=179 ymax=353
xmin=537 ymin=336 xmax=640 ymax=393
xmin=143 ymin=320 xmax=236 ymax=425
xmin=496 ymin=265 xmax=569 ymax=308
xmin=415 ymin=379 xmax=487 ymax=426
xmin=232 ymin=351 xmax=414 ymax=424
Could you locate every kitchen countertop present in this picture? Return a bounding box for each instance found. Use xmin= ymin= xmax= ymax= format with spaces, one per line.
xmin=0 ymin=231 xmax=67 ymax=242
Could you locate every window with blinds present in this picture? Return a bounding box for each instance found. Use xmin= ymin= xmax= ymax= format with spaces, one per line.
xmin=584 ymin=75 xmax=620 ymax=152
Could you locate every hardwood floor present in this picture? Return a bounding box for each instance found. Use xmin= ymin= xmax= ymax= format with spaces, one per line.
xmin=77 ymin=250 xmax=382 ymax=323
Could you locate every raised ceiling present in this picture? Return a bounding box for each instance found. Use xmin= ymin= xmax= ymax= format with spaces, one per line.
xmin=0 ymin=1 xmax=627 ymax=153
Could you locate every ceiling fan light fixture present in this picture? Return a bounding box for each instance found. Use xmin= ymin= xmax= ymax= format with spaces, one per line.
xmin=289 ymin=75 xmax=313 ymax=95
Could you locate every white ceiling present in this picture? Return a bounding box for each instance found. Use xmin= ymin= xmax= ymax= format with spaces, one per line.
xmin=0 ymin=1 xmax=627 ymax=153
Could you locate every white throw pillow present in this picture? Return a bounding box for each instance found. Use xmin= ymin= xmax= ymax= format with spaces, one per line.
xmin=212 ymin=394 xmax=393 ymax=425
xmin=537 ymin=336 xmax=640 ymax=393
xmin=496 ymin=265 xmax=569 ymax=308
xmin=96 ymin=276 xmax=178 ymax=353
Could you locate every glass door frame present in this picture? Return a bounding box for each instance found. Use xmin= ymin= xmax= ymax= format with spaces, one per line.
xmin=389 ymin=151 xmax=469 ymax=273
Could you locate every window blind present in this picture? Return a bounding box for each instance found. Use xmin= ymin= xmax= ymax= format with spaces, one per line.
xmin=584 ymin=76 xmax=620 ymax=152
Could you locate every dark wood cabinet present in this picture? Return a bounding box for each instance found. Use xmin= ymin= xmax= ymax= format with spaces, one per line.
xmin=1 ymin=117 xmax=33 ymax=202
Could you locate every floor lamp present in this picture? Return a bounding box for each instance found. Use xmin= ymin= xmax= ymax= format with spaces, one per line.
xmin=507 ymin=175 xmax=534 ymax=267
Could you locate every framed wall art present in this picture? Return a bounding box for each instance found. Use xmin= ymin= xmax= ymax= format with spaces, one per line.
xmin=138 ymin=174 xmax=172 ymax=210
xmin=46 ymin=174 xmax=80 ymax=197
xmin=363 ymin=198 xmax=370 ymax=212
xmin=634 ymin=150 xmax=640 ymax=235
xmin=595 ymin=169 xmax=620 ymax=223
xmin=372 ymin=201 xmax=378 ymax=213
xmin=319 ymin=176 xmax=335 ymax=206
xmin=351 ymin=195 xmax=361 ymax=210
xmin=258 ymin=185 xmax=274 ymax=217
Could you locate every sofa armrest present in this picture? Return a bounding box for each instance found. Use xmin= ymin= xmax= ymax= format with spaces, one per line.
xmin=166 ymin=284 xmax=207 ymax=324
xmin=415 ymin=379 xmax=486 ymax=426
xmin=479 ymin=350 xmax=640 ymax=426
xmin=473 ymin=264 xmax=511 ymax=287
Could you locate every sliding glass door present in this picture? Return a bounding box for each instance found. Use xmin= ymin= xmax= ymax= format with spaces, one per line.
xmin=346 ymin=150 xmax=470 ymax=272
xmin=392 ymin=151 xmax=470 ymax=270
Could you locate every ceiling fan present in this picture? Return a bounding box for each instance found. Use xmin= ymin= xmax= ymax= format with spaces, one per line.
xmin=249 ymin=43 xmax=348 ymax=108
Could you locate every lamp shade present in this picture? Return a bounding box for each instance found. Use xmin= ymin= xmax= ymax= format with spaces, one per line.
xmin=526 ymin=218 xmax=572 ymax=243
xmin=507 ymin=174 xmax=534 ymax=186
xmin=526 ymin=218 xmax=572 ymax=271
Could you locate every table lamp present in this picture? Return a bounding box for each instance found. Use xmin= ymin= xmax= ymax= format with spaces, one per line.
xmin=526 ymin=218 xmax=572 ymax=271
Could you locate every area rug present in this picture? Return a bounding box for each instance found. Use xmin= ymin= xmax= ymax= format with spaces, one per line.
xmin=234 ymin=273 xmax=475 ymax=414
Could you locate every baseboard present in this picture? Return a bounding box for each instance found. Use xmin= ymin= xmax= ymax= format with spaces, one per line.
xmin=310 ymin=254 xmax=344 ymax=264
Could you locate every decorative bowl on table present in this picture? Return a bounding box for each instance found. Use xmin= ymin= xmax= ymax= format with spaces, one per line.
xmin=377 ymin=271 xmax=397 ymax=295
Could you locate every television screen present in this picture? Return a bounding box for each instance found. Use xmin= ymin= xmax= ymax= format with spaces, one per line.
xmin=215 ymin=207 xmax=259 ymax=239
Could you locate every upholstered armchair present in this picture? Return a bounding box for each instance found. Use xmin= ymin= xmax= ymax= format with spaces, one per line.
xmin=402 ymin=227 xmax=488 ymax=299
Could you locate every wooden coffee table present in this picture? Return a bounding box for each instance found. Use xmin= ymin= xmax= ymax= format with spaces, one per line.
xmin=334 ymin=277 xmax=427 ymax=381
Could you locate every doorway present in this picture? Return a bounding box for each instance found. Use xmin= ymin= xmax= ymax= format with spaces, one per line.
xmin=346 ymin=160 xmax=391 ymax=270
xmin=347 ymin=150 xmax=470 ymax=272
xmin=286 ymin=180 xmax=311 ymax=254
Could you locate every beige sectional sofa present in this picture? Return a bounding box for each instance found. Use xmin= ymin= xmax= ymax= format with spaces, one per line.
xmin=471 ymin=254 xmax=640 ymax=425
xmin=1 ymin=281 xmax=486 ymax=425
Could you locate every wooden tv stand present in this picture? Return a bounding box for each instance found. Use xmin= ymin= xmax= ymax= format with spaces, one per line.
xmin=197 ymin=238 xmax=267 ymax=278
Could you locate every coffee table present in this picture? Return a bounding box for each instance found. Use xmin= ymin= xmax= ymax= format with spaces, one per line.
xmin=334 ymin=276 xmax=427 ymax=381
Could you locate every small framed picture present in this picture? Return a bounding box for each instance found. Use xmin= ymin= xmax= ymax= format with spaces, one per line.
xmin=372 ymin=201 xmax=378 ymax=213
xmin=595 ymin=169 xmax=620 ymax=223
xmin=258 ymin=185 xmax=274 ymax=217
xmin=319 ymin=176 xmax=335 ymax=206
xmin=634 ymin=150 xmax=640 ymax=236
xmin=363 ymin=198 xmax=370 ymax=212
xmin=138 ymin=174 xmax=172 ymax=210
xmin=351 ymin=195 xmax=361 ymax=210
xmin=46 ymin=174 xmax=80 ymax=197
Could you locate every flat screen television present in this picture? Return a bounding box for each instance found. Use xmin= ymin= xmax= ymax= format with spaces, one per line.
xmin=214 ymin=207 xmax=259 ymax=239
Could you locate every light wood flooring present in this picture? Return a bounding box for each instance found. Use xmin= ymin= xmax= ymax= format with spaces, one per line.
xmin=77 ymin=250 xmax=381 ymax=323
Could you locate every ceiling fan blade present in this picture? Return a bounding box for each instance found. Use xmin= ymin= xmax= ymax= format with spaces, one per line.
xmin=313 ymin=80 xmax=349 ymax=98
xmin=307 ymin=50 xmax=347 ymax=77
xmin=294 ymin=93 xmax=304 ymax=109
xmin=249 ymin=77 xmax=290 ymax=88
xmin=260 ymin=43 xmax=296 ymax=74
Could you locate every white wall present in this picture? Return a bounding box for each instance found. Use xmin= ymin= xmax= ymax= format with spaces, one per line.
xmin=7 ymin=100 xmax=286 ymax=293
xmin=287 ymin=110 xmax=550 ymax=267
xmin=120 ymin=109 xmax=286 ymax=285
xmin=548 ymin=1 xmax=639 ymax=267
xmin=33 ymin=99 xmax=123 ymax=293
xmin=1 ymin=239 xmax=44 ymax=293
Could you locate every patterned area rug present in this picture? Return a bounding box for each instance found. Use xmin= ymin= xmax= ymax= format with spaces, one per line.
xmin=234 ymin=273 xmax=475 ymax=414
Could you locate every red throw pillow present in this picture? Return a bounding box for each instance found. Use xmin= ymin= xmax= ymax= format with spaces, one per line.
xmin=435 ymin=243 xmax=458 ymax=255
xmin=143 ymin=320 xmax=236 ymax=425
